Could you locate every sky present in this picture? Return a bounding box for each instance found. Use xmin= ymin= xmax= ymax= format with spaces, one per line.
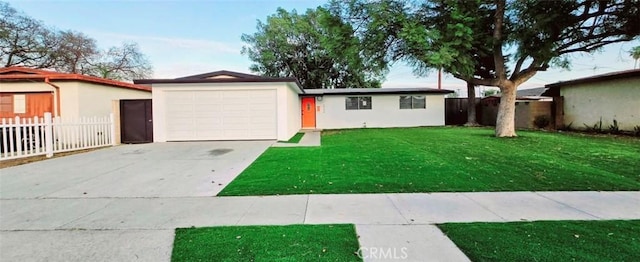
xmin=5 ymin=0 xmax=640 ymax=96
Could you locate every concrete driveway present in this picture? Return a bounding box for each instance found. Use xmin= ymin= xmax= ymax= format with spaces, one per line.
xmin=0 ymin=141 xmax=272 ymax=261
xmin=0 ymin=141 xmax=271 ymax=199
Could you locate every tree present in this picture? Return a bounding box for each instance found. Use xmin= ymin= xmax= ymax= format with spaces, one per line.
xmin=242 ymin=7 xmax=385 ymax=89
xmin=51 ymin=30 xmax=98 ymax=74
xmin=631 ymin=46 xmax=640 ymax=69
xmin=0 ymin=2 xmax=59 ymax=68
xmin=90 ymin=42 xmax=152 ymax=81
xmin=1 ymin=2 xmax=152 ymax=81
xmin=334 ymin=0 xmax=639 ymax=137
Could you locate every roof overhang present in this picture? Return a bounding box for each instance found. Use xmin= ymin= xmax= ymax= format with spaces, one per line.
xmin=301 ymin=88 xmax=454 ymax=96
xmin=546 ymin=69 xmax=640 ymax=89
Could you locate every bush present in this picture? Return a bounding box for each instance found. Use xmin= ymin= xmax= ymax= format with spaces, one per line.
xmin=533 ymin=115 xmax=551 ymax=129
xmin=583 ymin=117 xmax=603 ymax=133
xmin=609 ymin=119 xmax=620 ymax=134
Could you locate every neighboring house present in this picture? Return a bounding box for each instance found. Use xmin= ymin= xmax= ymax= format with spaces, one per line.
xmin=480 ymin=95 xmax=554 ymax=129
xmin=134 ymin=70 xmax=452 ymax=142
xmin=543 ymin=69 xmax=640 ymax=131
xmin=0 ymin=67 xmax=151 ymax=119
xmin=480 ymin=88 xmax=554 ymax=129
xmin=516 ymin=87 xmax=552 ymax=101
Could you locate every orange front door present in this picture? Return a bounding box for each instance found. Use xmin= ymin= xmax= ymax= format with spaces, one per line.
xmin=301 ymin=97 xmax=316 ymax=128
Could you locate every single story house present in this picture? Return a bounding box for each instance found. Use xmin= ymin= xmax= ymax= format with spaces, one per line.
xmin=134 ymin=70 xmax=452 ymax=142
xmin=0 ymin=67 xmax=151 ymax=119
xmin=543 ymin=69 xmax=640 ymax=131
xmin=480 ymin=87 xmax=554 ymax=129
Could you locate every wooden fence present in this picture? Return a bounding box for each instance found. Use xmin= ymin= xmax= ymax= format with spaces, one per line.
xmin=445 ymin=98 xmax=481 ymax=125
xmin=0 ymin=113 xmax=115 ymax=161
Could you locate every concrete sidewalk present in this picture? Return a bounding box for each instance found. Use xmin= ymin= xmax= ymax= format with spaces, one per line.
xmin=1 ymin=191 xmax=638 ymax=261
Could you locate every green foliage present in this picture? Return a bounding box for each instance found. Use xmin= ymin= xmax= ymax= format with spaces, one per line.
xmin=334 ymin=0 xmax=638 ymax=84
xmin=631 ymin=46 xmax=640 ymax=68
xmin=583 ymin=117 xmax=603 ymax=133
xmin=241 ymin=7 xmax=384 ymax=89
xmin=333 ymin=0 xmax=638 ymax=136
xmin=533 ymin=115 xmax=551 ymax=129
xmin=483 ymin=89 xmax=500 ymax=97
xmin=219 ymin=127 xmax=640 ymax=196
xmin=171 ymin=224 xmax=362 ymax=261
xmin=439 ymin=220 xmax=640 ymax=262
xmin=609 ymin=119 xmax=620 ymax=134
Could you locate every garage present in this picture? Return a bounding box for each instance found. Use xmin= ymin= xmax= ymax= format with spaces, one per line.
xmin=134 ymin=70 xmax=303 ymax=142
xmin=164 ymin=90 xmax=277 ymax=141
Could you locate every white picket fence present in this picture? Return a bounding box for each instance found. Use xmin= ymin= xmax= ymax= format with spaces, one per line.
xmin=0 ymin=112 xmax=115 ymax=161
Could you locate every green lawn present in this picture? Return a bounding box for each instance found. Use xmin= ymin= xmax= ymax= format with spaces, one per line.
xmin=438 ymin=220 xmax=640 ymax=262
xmin=281 ymin=132 xmax=305 ymax=143
xmin=219 ymin=127 xmax=640 ymax=196
xmin=171 ymin=224 xmax=362 ymax=262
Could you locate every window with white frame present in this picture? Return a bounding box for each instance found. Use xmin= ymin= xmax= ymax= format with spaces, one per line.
xmin=399 ymin=95 xmax=426 ymax=109
xmin=345 ymin=96 xmax=372 ymax=110
xmin=13 ymin=94 xmax=26 ymax=113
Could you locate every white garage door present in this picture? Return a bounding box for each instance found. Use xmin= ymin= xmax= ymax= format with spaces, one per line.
xmin=165 ymin=90 xmax=277 ymax=141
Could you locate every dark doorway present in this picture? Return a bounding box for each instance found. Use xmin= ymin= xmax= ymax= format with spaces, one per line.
xmin=120 ymin=99 xmax=153 ymax=143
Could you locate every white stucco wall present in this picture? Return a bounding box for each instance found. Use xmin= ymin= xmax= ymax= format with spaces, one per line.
xmin=315 ymin=94 xmax=447 ymax=129
xmin=151 ymin=82 xmax=301 ymax=142
xmin=285 ymin=83 xmax=302 ymax=138
xmin=75 ymin=82 xmax=150 ymax=118
xmin=561 ymin=77 xmax=640 ymax=131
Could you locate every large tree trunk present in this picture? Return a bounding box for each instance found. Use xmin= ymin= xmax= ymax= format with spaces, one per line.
xmin=495 ymin=82 xmax=517 ymax=137
xmin=464 ymin=82 xmax=479 ymax=126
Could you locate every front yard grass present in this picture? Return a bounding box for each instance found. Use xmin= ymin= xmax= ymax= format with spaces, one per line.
xmin=281 ymin=132 xmax=305 ymax=143
xmin=171 ymin=224 xmax=361 ymax=262
xmin=438 ymin=220 xmax=640 ymax=262
xmin=219 ymin=127 xmax=640 ymax=196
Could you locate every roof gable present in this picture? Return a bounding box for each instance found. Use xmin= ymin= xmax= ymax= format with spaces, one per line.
xmin=175 ymin=70 xmax=264 ymax=80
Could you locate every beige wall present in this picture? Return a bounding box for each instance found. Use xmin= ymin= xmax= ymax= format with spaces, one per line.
xmin=75 ymin=82 xmax=150 ymax=118
xmin=1 ymin=81 xmax=150 ymax=118
xmin=315 ymin=94 xmax=446 ymax=129
xmin=561 ymin=77 xmax=640 ymax=131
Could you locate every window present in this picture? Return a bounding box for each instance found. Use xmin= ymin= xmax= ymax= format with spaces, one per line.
xmin=399 ymin=95 xmax=426 ymax=109
xmin=345 ymin=96 xmax=372 ymax=110
xmin=13 ymin=94 xmax=26 ymax=114
xmin=0 ymin=94 xmax=12 ymax=113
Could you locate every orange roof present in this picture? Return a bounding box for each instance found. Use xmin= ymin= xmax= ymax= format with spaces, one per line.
xmin=0 ymin=66 xmax=151 ymax=92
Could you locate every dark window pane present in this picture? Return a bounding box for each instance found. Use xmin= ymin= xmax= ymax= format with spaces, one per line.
xmin=359 ymin=97 xmax=372 ymax=109
xmin=399 ymin=96 xmax=412 ymax=109
xmin=412 ymin=96 xmax=426 ymax=109
xmin=345 ymin=97 xmax=359 ymax=110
